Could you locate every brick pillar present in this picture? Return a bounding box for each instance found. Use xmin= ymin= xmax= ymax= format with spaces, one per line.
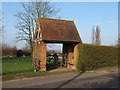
xmin=40 ymin=42 xmax=46 ymax=71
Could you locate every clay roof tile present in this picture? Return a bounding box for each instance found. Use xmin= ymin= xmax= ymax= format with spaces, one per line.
xmin=37 ymin=17 xmax=82 ymax=43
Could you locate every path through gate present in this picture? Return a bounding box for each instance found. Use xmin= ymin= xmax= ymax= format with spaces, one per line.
xmin=46 ymin=53 xmax=68 ymax=70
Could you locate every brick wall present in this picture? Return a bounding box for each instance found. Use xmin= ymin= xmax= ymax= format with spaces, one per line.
xmin=33 ymin=41 xmax=46 ymax=71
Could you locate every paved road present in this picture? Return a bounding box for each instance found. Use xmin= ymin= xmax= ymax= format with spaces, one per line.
xmin=2 ymin=71 xmax=119 ymax=88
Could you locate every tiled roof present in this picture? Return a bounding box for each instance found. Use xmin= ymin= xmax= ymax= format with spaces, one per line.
xmin=37 ymin=18 xmax=82 ymax=43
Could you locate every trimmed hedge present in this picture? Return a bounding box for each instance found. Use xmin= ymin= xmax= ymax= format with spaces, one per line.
xmin=76 ymin=44 xmax=118 ymax=71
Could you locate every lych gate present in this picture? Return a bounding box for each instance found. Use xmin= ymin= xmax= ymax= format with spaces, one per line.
xmin=33 ymin=18 xmax=82 ymax=71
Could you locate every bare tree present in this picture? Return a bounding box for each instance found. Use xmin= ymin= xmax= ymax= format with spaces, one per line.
xmin=0 ymin=17 xmax=5 ymax=57
xmin=0 ymin=19 xmax=4 ymax=40
xmin=15 ymin=1 xmax=59 ymax=53
xmin=91 ymin=26 xmax=101 ymax=45
xmin=0 ymin=19 xmax=3 ymax=57
xmin=91 ymin=26 xmax=95 ymax=44
xmin=95 ymin=26 xmax=101 ymax=45
xmin=2 ymin=43 xmax=17 ymax=57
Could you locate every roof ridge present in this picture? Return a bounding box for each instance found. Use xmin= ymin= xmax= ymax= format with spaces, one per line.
xmin=38 ymin=17 xmax=74 ymax=22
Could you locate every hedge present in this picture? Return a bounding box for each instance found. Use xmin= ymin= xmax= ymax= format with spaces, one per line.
xmin=76 ymin=44 xmax=118 ymax=71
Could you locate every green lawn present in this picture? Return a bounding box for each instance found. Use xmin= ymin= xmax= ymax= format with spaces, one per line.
xmin=2 ymin=57 xmax=63 ymax=80
xmin=2 ymin=57 xmax=33 ymax=74
xmin=2 ymin=57 xmax=47 ymax=79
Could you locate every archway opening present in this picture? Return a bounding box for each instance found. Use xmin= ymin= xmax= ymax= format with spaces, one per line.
xmin=46 ymin=43 xmax=64 ymax=71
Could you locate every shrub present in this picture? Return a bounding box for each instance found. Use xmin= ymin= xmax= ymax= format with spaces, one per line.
xmin=76 ymin=44 xmax=118 ymax=71
xmin=16 ymin=49 xmax=31 ymax=57
xmin=2 ymin=44 xmax=17 ymax=57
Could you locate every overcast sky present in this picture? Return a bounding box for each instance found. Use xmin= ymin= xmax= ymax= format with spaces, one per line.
xmin=2 ymin=2 xmax=118 ymax=51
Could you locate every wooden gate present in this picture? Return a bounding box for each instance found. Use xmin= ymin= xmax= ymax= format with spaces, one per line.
xmin=46 ymin=53 xmax=68 ymax=70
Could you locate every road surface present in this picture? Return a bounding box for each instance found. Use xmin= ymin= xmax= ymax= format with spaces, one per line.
xmin=2 ymin=71 xmax=119 ymax=88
